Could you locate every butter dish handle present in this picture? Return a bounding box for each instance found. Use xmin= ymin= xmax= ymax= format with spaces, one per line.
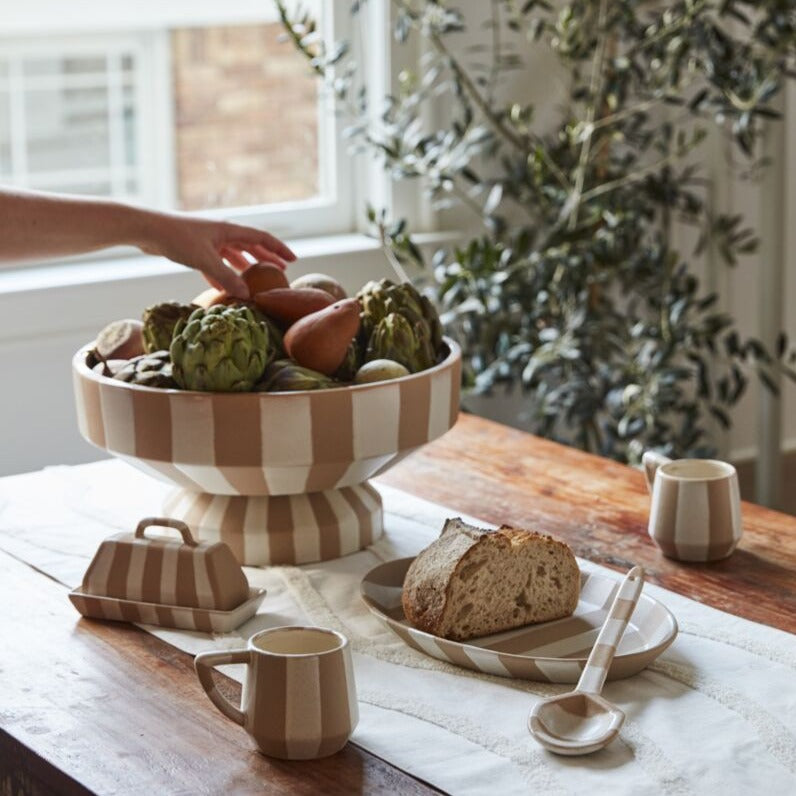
xmin=135 ymin=517 xmax=198 ymax=546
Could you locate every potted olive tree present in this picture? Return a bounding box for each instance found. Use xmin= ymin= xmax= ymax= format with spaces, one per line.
xmin=278 ymin=0 xmax=796 ymax=462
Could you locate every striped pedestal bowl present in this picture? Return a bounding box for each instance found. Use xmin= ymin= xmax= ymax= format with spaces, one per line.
xmin=72 ymin=340 xmax=461 ymax=565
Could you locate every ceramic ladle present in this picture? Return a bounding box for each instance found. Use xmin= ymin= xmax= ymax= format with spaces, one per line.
xmin=528 ymin=565 xmax=645 ymax=755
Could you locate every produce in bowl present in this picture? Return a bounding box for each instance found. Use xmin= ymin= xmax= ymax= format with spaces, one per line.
xmin=74 ymin=270 xmax=461 ymax=566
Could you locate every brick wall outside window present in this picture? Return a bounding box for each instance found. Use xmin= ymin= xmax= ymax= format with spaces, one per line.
xmin=172 ymin=23 xmax=319 ymax=211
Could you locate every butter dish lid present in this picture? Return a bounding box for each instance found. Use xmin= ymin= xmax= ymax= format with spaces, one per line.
xmin=80 ymin=517 xmax=250 ymax=611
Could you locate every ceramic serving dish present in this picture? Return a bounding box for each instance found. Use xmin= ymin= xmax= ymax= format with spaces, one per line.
xmin=360 ymin=558 xmax=678 ymax=683
xmin=69 ymin=517 xmax=265 ymax=631
xmin=72 ymin=340 xmax=461 ymax=566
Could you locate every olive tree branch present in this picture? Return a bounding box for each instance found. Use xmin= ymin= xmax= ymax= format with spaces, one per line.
xmin=588 ymin=98 xmax=659 ymax=132
xmin=580 ymin=149 xmax=696 ymax=203
xmin=488 ymin=0 xmax=501 ymax=105
xmin=566 ymin=0 xmax=610 ymax=231
xmin=275 ymin=0 xmax=325 ymax=77
xmin=625 ymin=0 xmax=710 ymax=58
xmin=449 ymin=183 xmax=492 ymax=226
xmin=391 ymin=0 xmax=570 ymax=191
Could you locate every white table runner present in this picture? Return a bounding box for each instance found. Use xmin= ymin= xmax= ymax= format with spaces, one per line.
xmin=1 ymin=459 xmax=794 ymax=795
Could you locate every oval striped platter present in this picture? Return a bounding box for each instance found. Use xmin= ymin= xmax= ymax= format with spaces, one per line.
xmin=360 ymin=558 xmax=678 ymax=683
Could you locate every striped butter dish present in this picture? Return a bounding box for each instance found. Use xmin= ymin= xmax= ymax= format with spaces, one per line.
xmin=73 ymin=340 xmax=461 ymax=567
xmin=69 ymin=586 xmax=266 ymax=633
xmin=360 ymin=558 xmax=678 ymax=683
xmin=68 ymin=517 xmax=265 ymax=632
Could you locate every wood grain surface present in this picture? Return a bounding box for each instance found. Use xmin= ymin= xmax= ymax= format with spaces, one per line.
xmin=2 ymin=413 xmax=794 ymax=795
xmin=0 ymin=550 xmax=440 ymax=796
xmin=379 ymin=414 xmax=796 ymax=634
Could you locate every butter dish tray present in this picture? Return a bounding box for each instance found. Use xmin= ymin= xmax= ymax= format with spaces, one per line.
xmin=69 ymin=586 xmax=266 ymax=633
xmin=361 ymin=557 xmax=677 ymax=683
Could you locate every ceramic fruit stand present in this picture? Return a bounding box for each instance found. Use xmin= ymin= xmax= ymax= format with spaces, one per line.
xmin=72 ymin=340 xmax=461 ymax=565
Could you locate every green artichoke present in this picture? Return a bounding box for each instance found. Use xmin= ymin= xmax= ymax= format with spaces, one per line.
xmin=256 ymin=359 xmax=337 ymax=392
xmin=141 ymin=302 xmax=198 ymax=354
xmin=357 ymin=278 xmax=443 ymax=361
xmin=365 ymin=312 xmax=436 ymax=373
xmin=170 ymin=305 xmax=269 ymax=392
xmin=113 ymin=351 xmax=177 ymax=389
xmin=209 ymin=300 xmax=284 ymax=364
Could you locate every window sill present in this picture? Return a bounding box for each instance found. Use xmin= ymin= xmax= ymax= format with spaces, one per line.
xmin=0 ymin=233 xmax=383 ymax=296
xmin=0 ymin=231 xmax=455 ymax=341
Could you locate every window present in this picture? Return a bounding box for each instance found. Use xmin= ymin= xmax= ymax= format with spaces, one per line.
xmin=171 ymin=24 xmax=320 ymax=212
xmin=0 ymin=1 xmax=354 ymax=251
xmin=0 ymin=36 xmax=156 ymax=202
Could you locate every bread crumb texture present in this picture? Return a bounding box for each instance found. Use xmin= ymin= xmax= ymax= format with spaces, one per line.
xmin=402 ymin=518 xmax=580 ymax=641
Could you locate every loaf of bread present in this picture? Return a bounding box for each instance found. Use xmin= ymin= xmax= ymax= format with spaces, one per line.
xmin=402 ymin=519 xmax=580 ymax=641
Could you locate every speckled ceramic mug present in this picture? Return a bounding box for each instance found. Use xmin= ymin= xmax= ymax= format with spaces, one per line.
xmin=195 ymin=626 xmax=358 ymax=759
xmin=643 ymin=452 xmax=742 ymax=562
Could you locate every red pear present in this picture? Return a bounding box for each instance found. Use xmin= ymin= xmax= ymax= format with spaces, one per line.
xmin=284 ymin=299 xmax=361 ymax=376
xmin=242 ymin=262 xmax=289 ymax=295
xmin=254 ymin=288 xmax=336 ymax=326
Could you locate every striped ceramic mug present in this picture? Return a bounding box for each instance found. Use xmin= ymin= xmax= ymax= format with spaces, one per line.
xmin=195 ymin=626 xmax=358 ymax=759
xmin=643 ymin=452 xmax=742 ymax=562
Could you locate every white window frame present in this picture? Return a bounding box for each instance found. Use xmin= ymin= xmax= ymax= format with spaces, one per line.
xmin=0 ymin=33 xmax=169 ymax=205
xmin=210 ymin=0 xmax=357 ymax=239
xmin=0 ymin=0 xmax=369 ymax=264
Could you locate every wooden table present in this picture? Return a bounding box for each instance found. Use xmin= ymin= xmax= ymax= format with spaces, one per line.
xmin=2 ymin=414 xmax=794 ymax=795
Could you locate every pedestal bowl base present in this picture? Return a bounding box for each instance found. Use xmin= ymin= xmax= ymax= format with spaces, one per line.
xmin=163 ymin=483 xmax=384 ymax=566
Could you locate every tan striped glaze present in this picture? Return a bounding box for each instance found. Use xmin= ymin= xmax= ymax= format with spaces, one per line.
xmin=528 ymin=567 xmax=644 ymax=755
xmin=68 ymin=586 xmax=266 ymax=632
xmin=80 ymin=517 xmax=249 ymax=610
xmin=72 ymin=341 xmax=461 ymax=565
xmin=528 ymin=692 xmax=624 ymax=755
xmin=162 ymin=483 xmax=383 ymax=567
xmin=195 ymin=627 xmax=358 ymax=760
xmin=361 ymin=558 xmax=677 ymax=683
xmin=643 ymin=452 xmax=743 ymax=562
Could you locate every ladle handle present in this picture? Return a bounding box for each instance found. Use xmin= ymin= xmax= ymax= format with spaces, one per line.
xmin=576 ymin=566 xmax=645 ymax=695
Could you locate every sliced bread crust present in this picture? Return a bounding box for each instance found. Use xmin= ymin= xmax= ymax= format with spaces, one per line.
xmin=402 ymin=518 xmax=580 ymax=641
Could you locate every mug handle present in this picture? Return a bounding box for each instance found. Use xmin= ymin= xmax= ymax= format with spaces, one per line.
xmin=195 ymin=649 xmax=251 ymax=726
xmin=642 ymin=451 xmax=672 ymax=493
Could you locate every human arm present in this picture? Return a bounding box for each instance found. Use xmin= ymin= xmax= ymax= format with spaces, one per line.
xmin=0 ymin=189 xmax=296 ymax=298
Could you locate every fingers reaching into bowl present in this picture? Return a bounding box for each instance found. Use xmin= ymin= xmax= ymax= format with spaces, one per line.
xmin=141 ymin=213 xmax=297 ymax=299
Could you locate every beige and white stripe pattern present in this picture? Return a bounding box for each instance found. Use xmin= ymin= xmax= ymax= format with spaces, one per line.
xmin=80 ymin=517 xmax=250 ymax=610
xmin=162 ymin=483 xmax=383 ymax=567
xmin=68 ymin=587 xmax=266 ymax=632
xmin=527 ymin=567 xmax=645 ymax=755
xmin=361 ymin=558 xmax=676 ymax=683
xmin=571 ymin=565 xmax=645 ymax=694
xmin=643 ymin=452 xmax=743 ymax=562
xmin=72 ymin=341 xmax=461 ymax=565
xmin=72 ymin=342 xmax=461 ymax=497
xmin=195 ymin=627 xmax=358 ymax=760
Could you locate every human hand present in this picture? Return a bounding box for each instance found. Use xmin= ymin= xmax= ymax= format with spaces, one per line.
xmin=139 ymin=212 xmax=296 ymax=299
